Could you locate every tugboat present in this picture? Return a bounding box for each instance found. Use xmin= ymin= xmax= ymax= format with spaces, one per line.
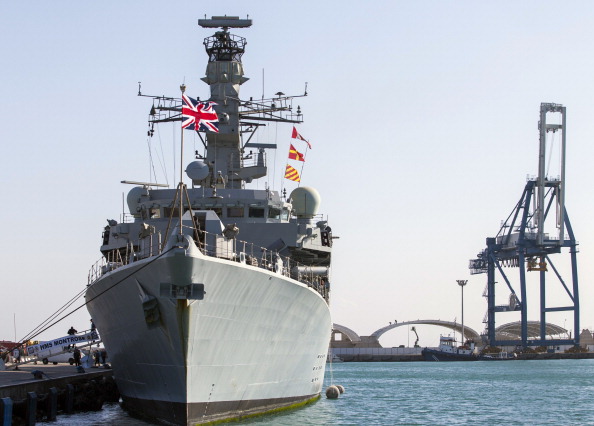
xmin=85 ymin=16 xmax=334 ymax=425
xmin=422 ymin=336 xmax=516 ymax=361
xmin=421 ymin=336 xmax=480 ymax=361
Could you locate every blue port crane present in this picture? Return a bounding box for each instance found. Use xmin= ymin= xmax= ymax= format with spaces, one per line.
xmin=469 ymin=103 xmax=579 ymax=348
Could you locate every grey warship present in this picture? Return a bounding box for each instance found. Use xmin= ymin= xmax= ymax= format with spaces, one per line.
xmin=85 ymin=16 xmax=334 ymax=425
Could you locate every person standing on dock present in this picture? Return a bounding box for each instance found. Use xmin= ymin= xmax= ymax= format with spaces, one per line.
xmin=73 ymin=347 xmax=81 ymax=366
xmin=90 ymin=319 xmax=97 ymax=343
xmin=93 ymin=350 xmax=100 ymax=367
xmin=67 ymin=326 xmax=78 ymax=349
xmin=12 ymin=348 xmax=20 ymax=366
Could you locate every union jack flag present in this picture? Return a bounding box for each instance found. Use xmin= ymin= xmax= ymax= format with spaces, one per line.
xmin=181 ymin=94 xmax=219 ymax=133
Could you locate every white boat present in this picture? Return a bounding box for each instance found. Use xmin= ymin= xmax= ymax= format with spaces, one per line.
xmin=85 ymin=16 xmax=334 ymax=425
xmin=327 ymin=353 xmax=344 ymax=363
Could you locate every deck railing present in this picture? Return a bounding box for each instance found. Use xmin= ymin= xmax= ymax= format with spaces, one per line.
xmin=87 ymin=228 xmax=329 ymax=300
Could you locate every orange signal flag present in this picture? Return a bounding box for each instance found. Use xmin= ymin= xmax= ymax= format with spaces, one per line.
xmin=284 ymin=164 xmax=301 ymax=182
xmin=292 ymin=126 xmax=312 ymax=149
xmin=288 ymin=144 xmax=305 ymax=162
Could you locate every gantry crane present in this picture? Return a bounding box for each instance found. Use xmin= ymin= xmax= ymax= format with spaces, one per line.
xmin=469 ymin=103 xmax=579 ymax=348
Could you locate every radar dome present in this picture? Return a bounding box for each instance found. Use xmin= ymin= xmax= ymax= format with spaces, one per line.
xmin=290 ymin=187 xmax=321 ymax=219
xmin=127 ymin=186 xmax=149 ymax=216
xmin=186 ymin=161 xmax=210 ymax=184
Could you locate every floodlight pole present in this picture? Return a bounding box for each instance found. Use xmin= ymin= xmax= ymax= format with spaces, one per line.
xmin=457 ymin=280 xmax=468 ymax=344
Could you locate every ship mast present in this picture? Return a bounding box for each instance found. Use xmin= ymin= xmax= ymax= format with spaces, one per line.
xmin=199 ymin=16 xmax=305 ymax=189
xmin=143 ymin=16 xmax=306 ymax=193
xmin=178 ymin=83 xmax=187 ymax=236
xmin=199 ymin=16 xmax=252 ymax=189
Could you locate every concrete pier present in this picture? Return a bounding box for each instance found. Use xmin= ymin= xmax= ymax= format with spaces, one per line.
xmin=331 ymin=347 xmax=594 ymax=362
xmin=0 ymin=363 xmax=118 ymax=425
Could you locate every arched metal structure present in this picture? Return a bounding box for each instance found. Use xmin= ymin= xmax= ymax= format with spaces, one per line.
xmin=332 ymin=320 xmax=568 ymax=348
xmin=370 ymin=320 xmax=481 ymax=342
xmin=494 ymin=321 xmax=567 ymax=340
xmin=332 ymin=323 xmax=361 ymax=343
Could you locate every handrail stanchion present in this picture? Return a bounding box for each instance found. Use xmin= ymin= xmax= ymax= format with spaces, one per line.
xmin=88 ymin=229 xmax=329 ymax=298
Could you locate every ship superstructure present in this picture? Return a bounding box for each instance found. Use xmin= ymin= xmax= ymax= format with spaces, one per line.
xmin=85 ymin=16 xmax=334 ymax=425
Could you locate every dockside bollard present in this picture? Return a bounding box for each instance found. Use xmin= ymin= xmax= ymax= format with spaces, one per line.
xmin=65 ymin=384 xmax=74 ymax=413
xmin=25 ymin=392 xmax=36 ymax=426
xmin=0 ymin=397 xmax=12 ymax=426
xmin=47 ymin=388 xmax=58 ymax=421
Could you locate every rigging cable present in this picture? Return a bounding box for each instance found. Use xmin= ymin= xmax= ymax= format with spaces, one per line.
xmin=10 ymin=246 xmax=175 ymax=351
xmin=297 ymin=132 xmax=309 ymax=188
xmin=272 ymin=121 xmax=278 ymax=191
xmin=147 ymin=134 xmax=159 ymax=184
xmin=155 ymin=124 xmax=169 ymax=187
xmin=172 ymin=122 xmax=177 ymax=186
xmin=150 ymin=125 xmax=169 ymax=185
xmin=328 ymin=344 xmax=335 ymax=386
xmin=19 ymin=287 xmax=87 ymax=344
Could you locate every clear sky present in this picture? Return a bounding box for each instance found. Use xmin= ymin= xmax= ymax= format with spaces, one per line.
xmin=2 ymin=1 xmax=594 ymax=348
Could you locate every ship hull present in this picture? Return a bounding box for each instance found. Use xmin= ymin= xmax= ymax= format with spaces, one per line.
xmin=85 ymin=243 xmax=331 ymax=425
xmin=421 ymin=348 xmax=515 ymax=362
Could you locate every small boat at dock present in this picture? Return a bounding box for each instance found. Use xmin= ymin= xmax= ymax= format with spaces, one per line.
xmin=422 ymin=336 xmax=480 ymax=361
xmin=422 ymin=336 xmax=517 ymax=361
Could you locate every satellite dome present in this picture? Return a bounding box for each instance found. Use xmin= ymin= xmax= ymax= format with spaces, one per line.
xmin=290 ymin=186 xmax=321 ymax=219
xmin=127 ymin=186 xmax=149 ymax=216
xmin=186 ymin=161 xmax=210 ymax=184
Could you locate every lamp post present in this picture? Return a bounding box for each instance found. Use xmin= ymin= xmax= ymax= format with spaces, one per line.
xmin=564 ymin=318 xmax=568 ymax=338
xmin=457 ymin=280 xmax=468 ymax=344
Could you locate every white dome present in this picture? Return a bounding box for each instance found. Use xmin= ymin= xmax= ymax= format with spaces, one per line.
xmin=186 ymin=161 xmax=210 ymax=183
xmin=127 ymin=186 xmax=148 ymax=216
xmin=290 ymin=186 xmax=321 ymax=219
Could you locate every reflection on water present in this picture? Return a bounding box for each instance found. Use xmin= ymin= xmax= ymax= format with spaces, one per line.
xmin=53 ymin=402 xmax=151 ymax=425
xmin=53 ymin=360 xmax=594 ymax=425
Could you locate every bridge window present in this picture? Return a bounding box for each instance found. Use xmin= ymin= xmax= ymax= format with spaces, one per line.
xmin=227 ymin=207 xmax=244 ymax=218
xmin=268 ymin=207 xmax=281 ymax=219
xmin=248 ymin=206 xmax=265 ymax=218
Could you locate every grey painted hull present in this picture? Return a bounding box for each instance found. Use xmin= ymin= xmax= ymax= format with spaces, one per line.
xmin=85 ymin=245 xmax=331 ymax=425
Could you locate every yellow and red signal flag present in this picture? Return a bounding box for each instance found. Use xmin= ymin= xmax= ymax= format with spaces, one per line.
xmin=284 ymin=164 xmax=301 ymax=182
xmin=292 ymin=126 xmax=312 ymax=149
xmin=288 ymin=144 xmax=305 ymax=162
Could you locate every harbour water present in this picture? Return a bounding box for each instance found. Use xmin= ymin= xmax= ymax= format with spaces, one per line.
xmin=53 ymin=360 xmax=594 ymax=425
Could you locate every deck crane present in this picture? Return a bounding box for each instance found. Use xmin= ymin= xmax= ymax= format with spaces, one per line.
xmin=469 ymin=103 xmax=580 ymax=348
xmin=411 ymin=326 xmax=420 ymax=347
